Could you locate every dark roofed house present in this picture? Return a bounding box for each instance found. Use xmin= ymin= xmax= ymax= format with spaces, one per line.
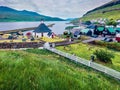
xmin=115 ymin=27 xmax=120 ymax=33
xmin=107 ymin=27 xmax=115 ymax=34
xmin=94 ymin=26 xmax=105 ymax=35
xmin=33 ymin=22 xmax=52 ymax=37
xmin=97 ymin=26 xmax=105 ymax=32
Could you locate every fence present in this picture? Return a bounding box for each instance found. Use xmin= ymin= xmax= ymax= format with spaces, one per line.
xmin=45 ymin=47 xmax=120 ymax=80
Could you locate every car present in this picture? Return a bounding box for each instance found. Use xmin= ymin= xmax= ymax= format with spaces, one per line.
xmin=116 ymin=34 xmax=120 ymax=42
xmin=102 ymin=38 xmax=113 ymax=42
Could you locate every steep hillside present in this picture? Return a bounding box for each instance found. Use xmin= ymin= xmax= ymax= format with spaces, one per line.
xmin=0 ymin=6 xmax=64 ymax=22
xmin=0 ymin=49 xmax=120 ymax=90
xmin=85 ymin=0 xmax=120 ymax=15
xmin=81 ymin=0 xmax=120 ymax=21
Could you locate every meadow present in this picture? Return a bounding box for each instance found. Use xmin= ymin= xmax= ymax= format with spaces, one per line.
xmin=56 ymin=43 xmax=120 ymax=72
xmin=0 ymin=49 xmax=120 ymax=90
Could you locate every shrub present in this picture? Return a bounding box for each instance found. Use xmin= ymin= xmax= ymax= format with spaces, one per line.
xmin=94 ymin=49 xmax=114 ymax=63
xmin=106 ymin=19 xmax=117 ymax=27
xmin=63 ymin=31 xmax=68 ymax=35
xmin=63 ymin=31 xmax=73 ymax=38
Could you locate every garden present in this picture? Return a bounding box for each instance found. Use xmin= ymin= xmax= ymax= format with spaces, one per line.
xmin=0 ymin=32 xmax=65 ymax=43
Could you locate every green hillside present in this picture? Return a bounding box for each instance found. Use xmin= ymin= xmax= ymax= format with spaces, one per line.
xmin=81 ymin=4 xmax=120 ymax=21
xmin=0 ymin=49 xmax=120 ymax=90
xmin=0 ymin=6 xmax=64 ymax=22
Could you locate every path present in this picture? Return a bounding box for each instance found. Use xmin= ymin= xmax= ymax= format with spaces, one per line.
xmin=82 ymin=37 xmax=104 ymax=43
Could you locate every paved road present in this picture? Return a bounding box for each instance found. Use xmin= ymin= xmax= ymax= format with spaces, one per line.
xmin=82 ymin=37 xmax=104 ymax=43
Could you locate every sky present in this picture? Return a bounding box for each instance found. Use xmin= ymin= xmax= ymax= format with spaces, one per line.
xmin=0 ymin=0 xmax=111 ymax=19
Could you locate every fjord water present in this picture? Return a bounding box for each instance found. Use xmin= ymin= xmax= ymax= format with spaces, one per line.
xmin=0 ymin=21 xmax=70 ymax=34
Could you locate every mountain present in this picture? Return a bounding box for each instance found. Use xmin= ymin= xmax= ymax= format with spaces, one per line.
xmin=65 ymin=18 xmax=76 ymax=21
xmin=81 ymin=0 xmax=120 ymax=21
xmin=0 ymin=6 xmax=64 ymax=22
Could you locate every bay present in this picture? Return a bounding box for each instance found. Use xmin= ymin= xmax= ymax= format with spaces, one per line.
xmin=0 ymin=21 xmax=71 ymax=35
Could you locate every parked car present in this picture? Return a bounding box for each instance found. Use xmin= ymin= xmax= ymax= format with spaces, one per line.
xmin=116 ymin=34 xmax=120 ymax=42
xmin=102 ymin=37 xmax=113 ymax=42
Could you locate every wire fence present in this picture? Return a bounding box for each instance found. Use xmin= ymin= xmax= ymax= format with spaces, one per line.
xmin=45 ymin=47 xmax=120 ymax=80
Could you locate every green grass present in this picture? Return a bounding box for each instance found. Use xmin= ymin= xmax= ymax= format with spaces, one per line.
xmin=81 ymin=4 xmax=120 ymax=21
xmin=56 ymin=43 xmax=120 ymax=72
xmin=0 ymin=49 xmax=120 ymax=90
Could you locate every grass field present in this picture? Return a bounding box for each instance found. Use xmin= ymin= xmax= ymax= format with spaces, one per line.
xmin=56 ymin=43 xmax=120 ymax=72
xmin=0 ymin=49 xmax=120 ymax=90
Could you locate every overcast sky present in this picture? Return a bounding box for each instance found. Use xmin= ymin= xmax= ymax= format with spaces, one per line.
xmin=0 ymin=0 xmax=111 ymax=19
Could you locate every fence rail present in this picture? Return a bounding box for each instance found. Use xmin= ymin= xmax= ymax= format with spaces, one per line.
xmin=45 ymin=47 xmax=120 ymax=80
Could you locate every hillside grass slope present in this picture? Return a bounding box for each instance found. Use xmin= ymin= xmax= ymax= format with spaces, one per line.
xmin=0 ymin=49 xmax=120 ymax=90
xmin=81 ymin=4 xmax=120 ymax=21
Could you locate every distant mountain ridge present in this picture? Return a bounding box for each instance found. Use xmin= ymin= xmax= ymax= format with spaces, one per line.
xmin=0 ymin=6 xmax=64 ymax=22
xmin=65 ymin=18 xmax=76 ymax=21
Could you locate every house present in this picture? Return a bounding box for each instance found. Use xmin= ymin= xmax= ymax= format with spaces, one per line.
xmin=33 ymin=22 xmax=52 ymax=37
xmin=94 ymin=26 xmax=105 ymax=35
xmin=115 ymin=27 xmax=120 ymax=33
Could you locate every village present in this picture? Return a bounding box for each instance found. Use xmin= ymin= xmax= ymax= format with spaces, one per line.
xmin=0 ymin=0 xmax=120 ymax=89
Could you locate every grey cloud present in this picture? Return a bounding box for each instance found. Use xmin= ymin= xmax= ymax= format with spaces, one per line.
xmin=0 ymin=0 xmax=111 ymax=18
